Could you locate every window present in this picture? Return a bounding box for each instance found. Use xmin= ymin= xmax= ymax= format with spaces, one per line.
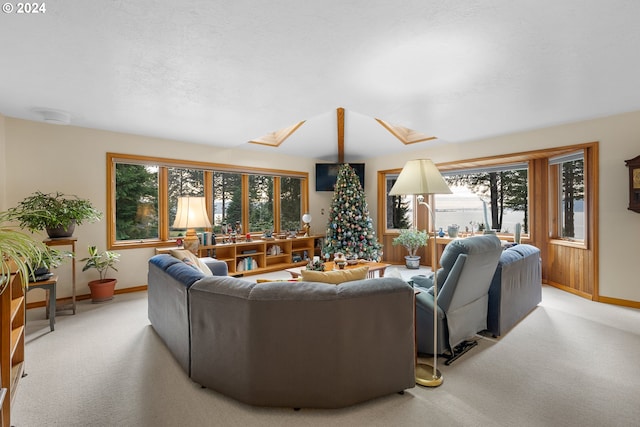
xmin=107 ymin=153 xmax=308 ymax=249
xmin=248 ymin=174 xmax=274 ymax=232
xmin=212 ymin=171 xmax=242 ymax=234
xmin=168 ymin=167 xmax=204 ymax=237
xmin=280 ymin=176 xmax=302 ymax=232
xmin=436 ymin=164 xmax=529 ymax=235
xmin=114 ymin=163 xmax=159 ymax=241
xmin=550 ymin=151 xmax=585 ymax=241
xmin=385 ymin=174 xmax=415 ymax=230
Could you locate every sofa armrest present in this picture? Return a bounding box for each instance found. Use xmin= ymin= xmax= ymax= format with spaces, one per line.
xmin=200 ymin=257 xmax=228 ymax=276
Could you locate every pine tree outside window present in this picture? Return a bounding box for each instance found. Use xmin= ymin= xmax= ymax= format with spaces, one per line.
xmin=114 ymin=163 xmax=159 ymax=241
xmin=248 ymin=174 xmax=274 ymax=233
xmin=385 ymin=174 xmax=414 ymax=230
xmin=280 ymin=177 xmax=302 ymax=232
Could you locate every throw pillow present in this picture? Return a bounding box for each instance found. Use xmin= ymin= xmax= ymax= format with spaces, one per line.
xmin=301 ymin=266 xmax=369 ymax=285
xmin=170 ymin=249 xmax=213 ymax=276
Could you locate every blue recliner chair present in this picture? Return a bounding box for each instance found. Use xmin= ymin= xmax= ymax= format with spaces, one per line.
xmin=412 ymin=234 xmax=502 ymax=363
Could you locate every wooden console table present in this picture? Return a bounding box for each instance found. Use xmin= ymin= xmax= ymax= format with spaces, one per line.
xmin=44 ymin=237 xmax=77 ymax=314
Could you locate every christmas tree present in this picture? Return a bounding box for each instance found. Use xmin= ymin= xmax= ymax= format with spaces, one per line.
xmin=323 ymin=164 xmax=382 ymax=261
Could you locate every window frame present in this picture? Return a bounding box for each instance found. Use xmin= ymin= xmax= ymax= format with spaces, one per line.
xmin=548 ymin=149 xmax=589 ymax=249
xmin=107 ymin=153 xmax=309 ymax=250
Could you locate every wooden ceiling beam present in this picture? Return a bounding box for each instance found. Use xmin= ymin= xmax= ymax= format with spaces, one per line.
xmin=337 ymin=107 xmax=345 ymax=163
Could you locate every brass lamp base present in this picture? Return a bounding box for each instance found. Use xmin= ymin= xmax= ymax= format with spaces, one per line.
xmin=183 ymin=228 xmax=200 ymax=255
xmin=415 ymin=362 xmax=443 ymax=387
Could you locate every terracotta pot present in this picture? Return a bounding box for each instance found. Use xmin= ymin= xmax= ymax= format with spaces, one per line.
xmin=88 ymin=278 xmax=116 ymax=303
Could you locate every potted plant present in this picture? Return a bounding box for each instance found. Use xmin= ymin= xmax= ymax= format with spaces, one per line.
xmin=80 ymin=245 xmax=120 ymax=303
xmin=9 ymin=191 xmax=102 ymax=238
xmin=29 ymin=247 xmax=73 ymax=282
xmin=1 ymin=210 xmax=48 ymax=294
xmin=392 ymin=228 xmax=428 ymax=269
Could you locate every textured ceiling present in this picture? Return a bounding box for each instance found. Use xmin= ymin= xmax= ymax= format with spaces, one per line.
xmin=2 ymin=1 xmax=640 ymax=161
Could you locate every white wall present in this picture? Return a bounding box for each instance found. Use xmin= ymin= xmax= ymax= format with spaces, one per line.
xmin=366 ymin=111 xmax=640 ymax=303
xmin=0 ymin=114 xmax=6 ymax=210
xmin=4 ymin=111 xmax=640 ymax=303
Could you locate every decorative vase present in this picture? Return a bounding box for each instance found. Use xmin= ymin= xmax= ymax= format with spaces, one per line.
xmin=447 ymin=225 xmax=459 ymax=238
xmin=405 ymin=255 xmax=421 ymax=269
xmin=88 ymin=278 xmax=117 ymax=303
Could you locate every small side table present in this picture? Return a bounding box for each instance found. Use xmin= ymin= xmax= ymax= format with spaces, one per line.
xmin=44 ymin=237 xmax=77 ymax=314
xmin=27 ymin=276 xmax=57 ymax=331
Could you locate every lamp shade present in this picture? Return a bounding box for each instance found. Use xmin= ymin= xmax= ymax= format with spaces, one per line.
xmin=172 ymin=196 xmax=212 ymax=229
xmin=388 ymin=159 xmax=452 ymax=196
xmin=302 ymin=213 xmax=312 ymax=223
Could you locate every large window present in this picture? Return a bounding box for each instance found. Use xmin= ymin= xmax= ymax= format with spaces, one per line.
xmin=436 ymin=164 xmax=529 ymax=235
xmin=107 ymin=153 xmax=308 ymax=249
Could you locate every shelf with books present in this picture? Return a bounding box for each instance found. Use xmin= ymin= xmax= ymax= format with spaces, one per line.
xmin=186 ymin=235 xmax=320 ymax=276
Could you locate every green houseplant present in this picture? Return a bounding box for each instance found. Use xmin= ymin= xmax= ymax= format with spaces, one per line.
xmin=0 ymin=210 xmax=48 ymax=294
xmin=30 ymin=247 xmax=73 ymax=282
xmin=392 ymin=228 xmax=428 ymax=269
xmin=80 ymin=245 xmax=120 ymax=303
xmin=9 ymin=191 xmax=103 ymax=238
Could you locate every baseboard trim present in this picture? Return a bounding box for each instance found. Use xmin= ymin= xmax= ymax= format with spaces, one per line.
xmin=544 ymin=281 xmax=593 ymax=300
xmin=597 ymin=295 xmax=640 ymax=309
xmin=26 ymin=285 xmax=148 ymax=310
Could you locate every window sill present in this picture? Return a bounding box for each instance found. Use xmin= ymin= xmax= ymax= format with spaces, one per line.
xmin=549 ymin=238 xmax=587 ymax=250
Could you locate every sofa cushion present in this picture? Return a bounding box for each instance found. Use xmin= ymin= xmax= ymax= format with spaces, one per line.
xmin=170 ymin=249 xmax=213 ymax=276
xmin=301 ymin=266 xmax=369 ymax=284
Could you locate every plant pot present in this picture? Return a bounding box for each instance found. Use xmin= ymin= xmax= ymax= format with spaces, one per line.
xmin=404 ymin=255 xmax=421 ymax=269
xmin=46 ymin=221 xmax=76 ymax=238
xmin=88 ymin=278 xmax=116 ymax=303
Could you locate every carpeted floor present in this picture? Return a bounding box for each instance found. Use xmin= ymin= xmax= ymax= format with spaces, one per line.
xmin=13 ymin=266 xmax=640 ymax=426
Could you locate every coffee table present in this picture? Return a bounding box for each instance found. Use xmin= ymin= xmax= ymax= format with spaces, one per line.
xmin=285 ymin=261 xmax=390 ymax=279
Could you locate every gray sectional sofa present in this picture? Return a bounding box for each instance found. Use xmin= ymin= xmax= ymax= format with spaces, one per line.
xmin=147 ymin=254 xmax=415 ymax=409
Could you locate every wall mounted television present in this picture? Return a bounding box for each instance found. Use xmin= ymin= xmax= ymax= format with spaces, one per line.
xmin=315 ymin=163 xmax=365 ymax=192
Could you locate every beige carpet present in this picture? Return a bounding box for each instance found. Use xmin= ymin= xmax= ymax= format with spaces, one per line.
xmin=13 ymin=266 xmax=640 ymax=426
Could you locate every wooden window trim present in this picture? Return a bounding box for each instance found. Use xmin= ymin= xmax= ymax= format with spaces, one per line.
xmin=107 ymin=153 xmax=308 ymax=250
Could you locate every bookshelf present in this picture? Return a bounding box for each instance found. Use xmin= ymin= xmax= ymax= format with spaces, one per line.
xmin=1 ymin=272 xmax=26 ymax=427
xmin=196 ymin=235 xmax=319 ymax=276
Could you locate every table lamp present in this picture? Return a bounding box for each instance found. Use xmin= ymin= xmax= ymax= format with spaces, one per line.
xmin=302 ymin=213 xmax=312 ymax=236
xmin=388 ymin=159 xmax=451 ymax=387
xmin=172 ymin=196 xmax=212 ymax=254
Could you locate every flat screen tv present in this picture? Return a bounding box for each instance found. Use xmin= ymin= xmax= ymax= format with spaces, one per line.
xmin=315 ymin=163 xmax=365 ymax=192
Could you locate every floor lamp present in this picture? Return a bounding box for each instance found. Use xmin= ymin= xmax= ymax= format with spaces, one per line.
xmin=173 ymin=196 xmax=212 ymax=255
xmin=389 ymin=159 xmax=451 ymax=387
